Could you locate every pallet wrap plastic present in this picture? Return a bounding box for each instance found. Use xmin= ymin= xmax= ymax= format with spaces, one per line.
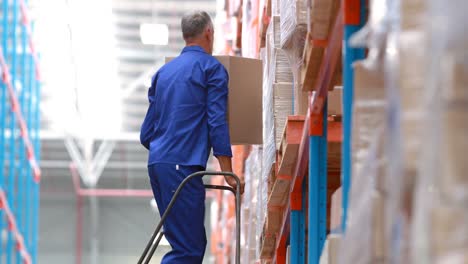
xmin=339 ymin=1 xmax=468 ymax=263
xmin=339 ymin=1 xmax=396 ymax=263
xmin=279 ymin=0 xmax=306 ymax=49
xmin=259 ymin=41 xmax=276 ymax=257
xmin=338 ymin=60 xmax=388 ymax=264
xmin=240 ymin=146 xmax=263 ymax=263
xmin=279 ymin=0 xmax=307 ymax=115
xmin=412 ymin=1 xmax=468 ymax=263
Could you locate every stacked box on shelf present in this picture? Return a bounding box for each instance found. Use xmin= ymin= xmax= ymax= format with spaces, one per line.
xmin=279 ymin=0 xmax=308 ymax=115
xmin=301 ymin=0 xmax=340 ymax=92
xmin=339 ymin=1 xmax=468 ymax=263
xmin=273 ymin=83 xmax=293 ymax=148
xmin=241 ymin=146 xmax=263 ymax=264
xmin=259 ymin=40 xmax=276 ymax=258
xmin=412 ymin=1 xmax=468 ymax=262
xmin=258 ymin=15 xmax=295 ymax=259
xmin=267 ymin=16 xmax=294 ymax=148
xmin=272 ymin=49 xmax=294 ymax=83
xmin=339 ymin=61 xmax=388 ymax=264
xmin=280 ymin=0 xmax=307 ymax=49
xmin=271 ymin=0 xmax=280 ymax=16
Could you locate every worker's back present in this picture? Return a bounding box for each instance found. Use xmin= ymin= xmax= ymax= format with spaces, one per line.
xmin=141 ymin=45 xmax=231 ymax=168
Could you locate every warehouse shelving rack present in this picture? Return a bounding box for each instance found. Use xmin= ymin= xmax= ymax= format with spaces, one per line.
xmin=0 ymin=0 xmax=41 ymax=263
xmin=269 ymin=0 xmax=367 ymax=263
xmin=341 ymin=0 xmax=366 ymax=234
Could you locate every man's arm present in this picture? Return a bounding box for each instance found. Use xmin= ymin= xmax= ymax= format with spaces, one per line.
xmin=206 ymin=64 xmax=244 ymax=194
xmin=216 ymin=155 xmax=244 ymax=194
xmin=140 ymin=73 xmax=158 ymax=150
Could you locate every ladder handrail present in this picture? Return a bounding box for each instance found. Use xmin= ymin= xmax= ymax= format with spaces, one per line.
xmin=138 ymin=171 xmax=242 ymax=264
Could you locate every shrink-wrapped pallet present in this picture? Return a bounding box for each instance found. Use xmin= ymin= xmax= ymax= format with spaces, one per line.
xmin=338 ymin=1 xmax=397 ymax=263
xmin=271 ymin=0 xmax=280 ymax=16
xmin=412 ymin=1 xmax=468 ymax=262
xmin=273 ymin=83 xmax=293 ymax=148
xmin=266 ymin=18 xmax=293 ymax=84
xmin=280 ymin=0 xmax=307 ymax=49
xmin=258 ymin=43 xmax=276 ymax=257
xmin=338 ymin=61 xmax=388 ymax=264
xmin=241 ymin=146 xmax=263 ymax=264
xmin=272 ymin=49 xmax=294 ymax=83
xmin=279 ymin=0 xmax=307 ymax=115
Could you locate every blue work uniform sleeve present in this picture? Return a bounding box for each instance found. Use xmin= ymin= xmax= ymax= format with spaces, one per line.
xmin=207 ymin=64 xmax=232 ymax=157
xmin=140 ymin=73 xmax=158 ymax=150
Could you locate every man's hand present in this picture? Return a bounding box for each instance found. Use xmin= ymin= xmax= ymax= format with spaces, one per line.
xmin=224 ymin=175 xmax=245 ymax=195
xmin=216 ymin=155 xmax=245 ymax=195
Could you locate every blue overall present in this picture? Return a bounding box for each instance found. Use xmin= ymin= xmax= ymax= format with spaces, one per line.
xmin=140 ymin=45 xmax=232 ymax=263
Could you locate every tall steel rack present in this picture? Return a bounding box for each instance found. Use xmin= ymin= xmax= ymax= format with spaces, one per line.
xmin=0 ymin=0 xmax=41 ymax=263
xmin=270 ymin=0 xmax=367 ymax=263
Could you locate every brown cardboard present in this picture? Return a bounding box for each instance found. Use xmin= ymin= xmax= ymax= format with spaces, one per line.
xmin=166 ymin=56 xmax=263 ymax=145
xmin=330 ymin=187 xmax=342 ymax=231
xmin=328 ymin=234 xmax=342 ymax=264
xmin=328 ymin=86 xmax=342 ymax=116
xmin=441 ymin=58 xmax=468 ymax=191
xmin=319 ymin=234 xmax=342 ymax=264
xmin=273 ymin=83 xmax=293 ymax=147
xmin=352 ymin=61 xmax=386 ymax=177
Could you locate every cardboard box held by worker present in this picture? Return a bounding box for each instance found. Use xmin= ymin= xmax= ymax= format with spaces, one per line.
xmin=165 ymin=56 xmax=263 ymax=145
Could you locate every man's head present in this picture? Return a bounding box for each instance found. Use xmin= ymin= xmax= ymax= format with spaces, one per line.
xmin=181 ymin=11 xmax=214 ymax=54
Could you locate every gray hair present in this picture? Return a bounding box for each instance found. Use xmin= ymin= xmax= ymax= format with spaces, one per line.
xmin=181 ymin=11 xmax=213 ymax=40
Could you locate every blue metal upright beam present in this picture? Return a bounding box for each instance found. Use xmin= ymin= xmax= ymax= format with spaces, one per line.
xmin=16 ymin=5 xmax=29 ymax=262
xmin=32 ymin=35 xmax=41 ymax=264
xmin=26 ymin=42 xmax=34 ymax=255
xmin=1 ymin=0 xmax=41 ymax=262
xmin=0 ymin=0 xmax=9 ymax=260
xmin=7 ymin=0 xmax=19 ymax=262
xmin=290 ymin=181 xmax=306 ymax=264
xmin=308 ymin=101 xmax=328 ymax=264
xmin=341 ymin=0 xmax=367 ymax=232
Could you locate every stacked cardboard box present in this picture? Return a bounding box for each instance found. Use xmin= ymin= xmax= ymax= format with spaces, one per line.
xmin=240 ymin=147 xmax=263 ymax=263
xmin=273 ymin=83 xmax=293 ymax=148
xmin=265 ymin=16 xmax=294 ymax=148
xmin=279 ymin=0 xmax=307 ymax=49
xmin=339 ymin=1 xmax=468 ymax=263
xmin=339 ymin=61 xmax=388 ymax=264
xmin=423 ymin=65 xmax=468 ymax=261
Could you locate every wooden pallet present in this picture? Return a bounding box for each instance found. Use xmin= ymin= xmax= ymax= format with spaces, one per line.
xmin=308 ymin=0 xmax=341 ymax=40
xmin=261 ymin=118 xmax=343 ymax=260
xmin=278 ymin=116 xmax=306 ymax=176
xmin=260 ymin=226 xmax=276 ymax=259
xmin=301 ymin=0 xmax=341 ymax=91
xmin=268 ymin=116 xmax=306 ymax=209
xmin=328 ymin=86 xmax=343 ymax=116
xmin=301 ymin=33 xmax=326 ymax=91
xmin=266 ymin=205 xmax=283 ymax=234
xmin=267 ymin=163 xmax=276 ymax=198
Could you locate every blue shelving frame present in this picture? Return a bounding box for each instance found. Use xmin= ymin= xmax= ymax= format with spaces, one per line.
xmin=341 ymin=0 xmax=366 ymax=233
xmin=275 ymin=0 xmax=369 ymax=263
xmin=1 ymin=0 xmax=41 ymax=263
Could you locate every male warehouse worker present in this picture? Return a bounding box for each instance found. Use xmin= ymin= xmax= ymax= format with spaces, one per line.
xmin=140 ymin=11 xmax=245 ymax=263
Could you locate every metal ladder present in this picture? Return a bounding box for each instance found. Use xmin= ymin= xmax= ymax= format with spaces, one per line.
xmin=138 ymin=171 xmax=242 ymax=264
